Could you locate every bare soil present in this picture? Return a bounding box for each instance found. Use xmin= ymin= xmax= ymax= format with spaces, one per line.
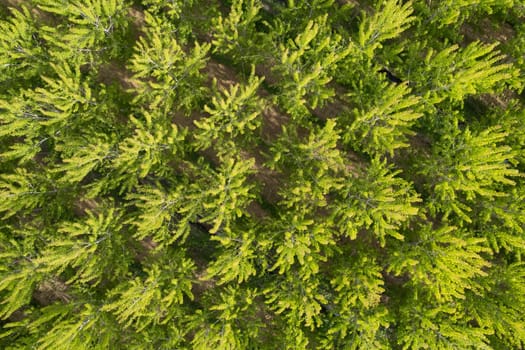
xmin=33 ymin=278 xmax=71 ymax=306
xmin=462 ymin=18 xmax=515 ymax=45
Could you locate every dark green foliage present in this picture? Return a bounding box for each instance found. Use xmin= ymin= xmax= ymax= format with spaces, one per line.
xmin=1 ymin=0 xmax=525 ymax=349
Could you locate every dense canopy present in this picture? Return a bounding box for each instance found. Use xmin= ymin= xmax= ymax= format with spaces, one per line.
xmin=1 ymin=0 xmax=525 ymax=348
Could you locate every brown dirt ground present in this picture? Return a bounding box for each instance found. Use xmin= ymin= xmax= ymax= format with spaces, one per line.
xmin=33 ymin=278 xmax=71 ymax=306
xmin=97 ymin=61 xmax=139 ymax=90
xmin=72 ymin=198 xmax=99 ymax=217
xmin=462 ymin=18 xmax=515 ymax=45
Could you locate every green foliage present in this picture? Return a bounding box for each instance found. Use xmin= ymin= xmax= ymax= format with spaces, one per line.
xmin=466 ymin=262 xmax=525 ymax=348
xmin=141 ymin=0 xmax=195 ymax=20
xmin=128 ymin=12 xmax=210 ymax=113
xmin=320 ymin=255 xmax=390 ymax=349
xmin=127 ymin=155 xmax=256 ymax=248
xmin=0 ymin=241 xmax=40 ymax=320
xmin=126 ymin=183 xmax=189 ymax=245
xmin=267 ymin=210 xmax=334 ymax=278
xmin=190 ymin=286 xmax=261 ymax=349
xmin=412 ymin=41 xmax=520 ymax=104
xmin=102 ymin=259 xmax=194 ymax=331
xmin=195 ymin=156 xmax=256 ymax=234
xmin=343 ymin=81 xmax=423 ymax=156
xmin=206 ymin=229 xmax=259 ymax=284
xmin=0 ymin=93 xmax=41 ymax=139
xmin=35 ymin=208 xmax=131 ymax=286
xmin=52 ymin=136 xmax=113 ymax=184
xmin=332 ymin=158 xmax=420 ymax=245
xmin=264 ymin=273 xmax=327 ymax=331
xmin=211 ymin=0 xmax=262 ymax=64
xmin=32 ymin=62 xmax=94 ymax=130
xmin=420 ymin=124 xmax=519 ymax=222
xmin=395 ymin=297 xmax=492 ymax=350
xmin=32 ymin=303 xmax=116 ymax=350
xmin=273 ymin=15 xmax=352 ymax=119
xmin=0 ymin=168 xmax=54 ymax=218
xmin=474 ymin=187 xmax=525 ymax=258
xmin=113 ymin=110 xmax=185 ymax=179
xmin=357 ymin=0 xmax=415 ymax=59
xmin=414 ymin=0 xmax=516 ymax=29
xmin=389 ymin=224 xmax=491 ymax=302
xmin=193 ymin=68 xmax=264 ymax=153
xmin=1 ymin=0 xmax=525 ymax=348
xmin=269 ymin=119 xmax=345 ymax=209
xmin=0 ymin=6 xmax=46 ymax=88
xmin=36 ymin=0 xmax=130 ymax=64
